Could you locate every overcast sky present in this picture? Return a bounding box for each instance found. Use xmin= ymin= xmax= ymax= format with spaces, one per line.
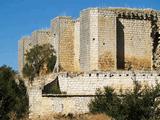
xmin=0 ymin=0 xmax=160 ymax=70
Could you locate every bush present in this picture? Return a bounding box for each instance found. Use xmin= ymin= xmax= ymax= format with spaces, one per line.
xmin=89 ymin=82 xmax=160 ymax=120
xmin=0 ymin=65 xmax=28 ymax=120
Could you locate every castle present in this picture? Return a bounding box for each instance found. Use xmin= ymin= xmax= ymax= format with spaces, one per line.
xmin=18 ymin=8 xmax=160 ymax=118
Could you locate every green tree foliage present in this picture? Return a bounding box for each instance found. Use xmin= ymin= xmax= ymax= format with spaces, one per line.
xmin=22 ymin=44 xmax=56 ymax=80
xmin=89 ymin=82 xmax=160 ymax=120
xmin=0 ymin=65 xmax=28 ymax=120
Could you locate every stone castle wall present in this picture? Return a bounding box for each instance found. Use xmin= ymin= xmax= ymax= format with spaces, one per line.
xmin=79 ymin=8 xmax=158 ymax=72
xmin=58 ymin=71 xmax=159 ymax=95
xmin=117 ymin=18 xmax=152 ymax=70
xmin=80 ymin=10 xmax=90 ymax=71
xmin=19 ymin=8 xmax=160 ymax=119
xmin=89 ymin=9 xmax=99 ymax=71
xmin=18 ymin=37 xmax=27 ymax=75
xmin=19 ymin=8 xmax=160 ymax=73
xmin=98 ymin=10 xmax=117 ymax=71
xmin=31 ymin=30 xmax=52 ymax=46
xmin=74 ymin=19 xmax=80 ymax=71
xmin=29 ymin=71 xmax=160 ymax=118
xmin=58 ymin=17 xmax=75 ymax=72
xmin=29 ymin=86 xmax=92 ymax=118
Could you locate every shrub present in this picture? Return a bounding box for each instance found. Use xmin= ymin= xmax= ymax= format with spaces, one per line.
xmin=89 ymin=82 xmax=160 ymax=120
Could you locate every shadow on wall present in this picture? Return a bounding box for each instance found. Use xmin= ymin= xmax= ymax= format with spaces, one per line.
xmin=117 ymin=20 xmax=125 ymax=69
xmin=42 ymin=77 xmax=61 ymax=94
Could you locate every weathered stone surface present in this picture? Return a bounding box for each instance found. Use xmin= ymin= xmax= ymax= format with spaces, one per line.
xmin=74 ymin=19 xmax=80 ymax=72
xmin=98 ymin=51 xmax=114 ymax=71
xmin=18 ymin=7 xmax=160 ymax=119
xmin=51 ymin=17 xmax=75 ymax=72
xmin=19 ymin=7 xmax=160 ymax=73
xmin=125 ymin=56 xmax=151 ymax=70
xmin=98 ymin=12 xmax=117 ymax=70
xmin=29 ymin=71 xmax=160 ymax=118
xmin=117 ymin=19 xmax=152 ymax=70
xmin=80 ymin=9 xmax=90 ymax=71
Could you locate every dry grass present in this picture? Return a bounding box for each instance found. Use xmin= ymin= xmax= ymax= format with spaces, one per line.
xmin=27 ymin=113 xmax=112 ymax=120
xmin=86 ymin=114 xmax=112 ymax=120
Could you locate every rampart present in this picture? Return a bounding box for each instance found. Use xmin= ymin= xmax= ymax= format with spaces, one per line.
xmin=29 ymin=71 xmax=160 ymax=118
xmin=18 ymin=7 xmax=160 ymax=119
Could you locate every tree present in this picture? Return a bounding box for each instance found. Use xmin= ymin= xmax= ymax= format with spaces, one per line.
xmin=22 ymin=44 xmax=56 ymax=80
xmin=0 ymin=65 xmax=28 ymax=120
xmin=89 ymin=82 xmax=160 ymax=120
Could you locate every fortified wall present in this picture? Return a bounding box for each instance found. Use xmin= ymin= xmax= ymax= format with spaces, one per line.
xmin=19 ymin=8 xmax=160 ymax=74
xmin=18 ymin=7 xmax=160 ymax=119
xmin=29 ymin=71 xmax=160 ymax=118
xmin=80 ymin=8 xmax=160 ymax=71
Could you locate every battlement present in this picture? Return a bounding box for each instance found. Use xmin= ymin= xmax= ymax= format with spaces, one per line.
xmin=59 ymin=71 xmax=160 ymax=78
xmin=80 ymin=7 xmax=160 ymax=21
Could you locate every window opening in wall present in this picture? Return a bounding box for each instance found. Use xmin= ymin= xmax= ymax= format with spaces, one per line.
xmin=96 ymin=73 xmax=99 ymax=77
xmin=66 ymin=72 xmax=69 ymax=77
xmin=109 ymin=74 xmax=113 ymax=77
xmin=126 ymin=74 xmax=129 ymax=76
xmin=103 ymin=43 xmax=105 ymax=45
xmin=119 ymin=74 xmax=121 ymax=76
xmin=89 ymin=74 xmax=91 ymax=77
xmin=93 ymin=38 xmax=95 ymax=41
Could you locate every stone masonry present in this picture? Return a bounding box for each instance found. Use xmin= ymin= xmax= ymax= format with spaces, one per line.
xmin=51 ymin=17 xmax=75 ymax=72
xmin=18 ymin=7 xmax=160 ymax=119
xmin=29 ymin=71 xmax=160 ymax=118
xmin=18 ymin=7 xmax=160 ymax=73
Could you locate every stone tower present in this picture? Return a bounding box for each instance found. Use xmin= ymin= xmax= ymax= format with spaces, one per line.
xmin=80 ymin=8 xmax=117 ymax=72
xmin=51 ymin=16 xmax=76 ymax=72
xmin=80 ymin=8 xmax=160 ymax=72
xmin=18 ymin=7 xmax=160 ymax=74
